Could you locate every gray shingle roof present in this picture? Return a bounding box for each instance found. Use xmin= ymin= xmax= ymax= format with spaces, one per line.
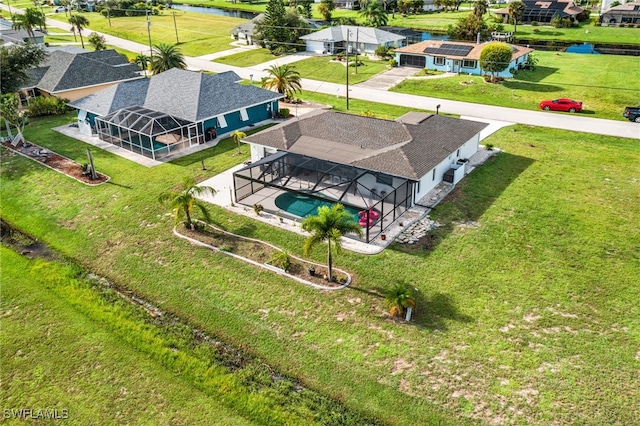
xmin=23 ymin=49 xmax=141 ymax=93
xmin=69 ymin=68 xmax=284 ymax=122
xmin=243 ymin=110 xmax=487 ymax=180
xmin=300 ymin=25 xmax=405 ymax=44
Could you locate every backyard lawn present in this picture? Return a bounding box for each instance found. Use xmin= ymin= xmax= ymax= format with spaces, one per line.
xmin=1 ymin=108 xmax=638 ymax=425
xmin=392 ymin=50 xmax=640 ymax=121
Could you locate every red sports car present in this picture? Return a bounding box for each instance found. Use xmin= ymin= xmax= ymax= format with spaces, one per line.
xmin=539 ymin=98 xmax=583 ymax=113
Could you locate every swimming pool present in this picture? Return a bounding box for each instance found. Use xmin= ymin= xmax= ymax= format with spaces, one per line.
xmin=274 ymin=192 xmax=361 ymax=222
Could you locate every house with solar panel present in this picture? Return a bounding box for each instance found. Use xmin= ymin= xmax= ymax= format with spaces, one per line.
xmin=394 ymin=41 xmax=533 ymax=77
xmin=300 ymin=25 xmax=406 ymax=55
xmin=493 ymin=0 xmax=584 ymax=24
xmin=68 ymin=69 xmax=283 ymax=160
xmin=233 ymin=110 xmax=487 ymax=242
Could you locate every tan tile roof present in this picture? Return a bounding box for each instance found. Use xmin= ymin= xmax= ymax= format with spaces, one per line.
xmin=394 ymin=40 xmax=533 ymax=61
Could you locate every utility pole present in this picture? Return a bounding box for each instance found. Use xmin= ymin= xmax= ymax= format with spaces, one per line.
xmin=346 ymin=29 xmax=350 ymax=110
xmin=172 ymin=11 xmax=179 ymax=44
xmin=146 ymin=10 xmax=153 ymax=59
xmin=355 ymin=27 xmax=359 ymax=75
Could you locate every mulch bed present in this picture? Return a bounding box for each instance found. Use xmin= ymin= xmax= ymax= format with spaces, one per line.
xmin=2 ymin=139 xmax=109 ymax=185
xmin=182 ymin=225 xmax=350 ymax=288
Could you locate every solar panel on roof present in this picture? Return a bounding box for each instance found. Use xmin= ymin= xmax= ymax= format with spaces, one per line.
xmin=423 ymin=43 xmax=473 ymax=56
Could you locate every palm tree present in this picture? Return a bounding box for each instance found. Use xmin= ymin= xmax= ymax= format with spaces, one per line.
xmin=230 ymin=130 xmax=247 ymax=155
xmin=302 ymin=204 xmax=362 ymax=282
xmin=134 ymin=53 xmax=150 ymax=77
xmin=359 ymin=0 xmax=388 ymax=27
xmin=11 ymin=8 xmax=45 ymax=43
xmin=508 ymin=1 xmax=526 ymax=37
xmin=150 ymin=43 xmax=187 ymax=74
xmin=473 ymin=0 xmax=488 ymax=19
xmin=261 ymin=64 xmax=302 ymax=102
xmin=69 ymin=14 xmax=90 ymax=49
xmin=158 ymin=177 xmax=216 ymax=230
xmin=384 ymin=284 xmax=416 ymax=318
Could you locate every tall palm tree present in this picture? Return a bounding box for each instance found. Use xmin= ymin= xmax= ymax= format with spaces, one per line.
xmin=302 ymin=204 xmax=362 ymax=282
xmin=134 ymin=53 xmax=150 ymax=77
xmin=359 ymin=0 xmax=388 ymax=27
xmin=473 ymin=0 xmax=488 ymax=19
xmin=230 ymin=130 xmax=247 ymax=155
xmin=158 ymin=177 xmax=216 ymax=230
xmin=68 ymin=14 xmax=90 ymax=49
xmin=384 ymin=284 xmax=416 ymax=318
xmin=261 ymin=63 xmax=302 ymax=102
xmin=508 ymin=1 xmax=526 ymax=36
xmin=150 ymin=43 xmax=186 ymax=74
xmin=11 ymin=8 xmax=45 ymax=43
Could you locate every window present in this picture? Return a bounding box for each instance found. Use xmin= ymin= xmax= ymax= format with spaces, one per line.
xmin=432 ymin=169 xmax=436 ymax=181
xmin=457 ymin=149 xmax=460 ymax=157
xmin=434 ymin=56 xmax=445 ymax=66
xmin=376 ymin=175 xmax=393 ymax=186
xmin=462 ymin=60 xmax=476 ymax=68
xmin=217 ymin=115 xmax=227 ymax=128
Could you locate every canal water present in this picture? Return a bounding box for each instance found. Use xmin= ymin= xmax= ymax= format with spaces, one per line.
xmin=171 ymin=4 xmax=257 ymax=19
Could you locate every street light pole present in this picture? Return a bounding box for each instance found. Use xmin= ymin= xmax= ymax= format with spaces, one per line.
xmin=172 ymin=11 xmax=179 ymax=44
xmin=346 ymin=29 xmax=350 ymax=110
xmin=146 ymin=10 xmax=153 ymax=59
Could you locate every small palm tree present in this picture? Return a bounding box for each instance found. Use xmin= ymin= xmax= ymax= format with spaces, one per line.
xmin=359 ymin=0 xmax=388 ymax=27
xmin=230 ymin=130 xmax=247 ymax=155
xmin=302 ymin=204 xmax=362 ymax=282
xmin=384 ymin=284 xmax=416 ymax=318
xmin=69 ymin=14 xmax=90 ymax=49
xmin=134 ymin=53 xmax=150 ymax=77
xmin=262 ymin=64 xmax=302 ymax=102
xmin=473 ymin=0 xmax=488 ymax=18
xmin=508 ymin=1 xmax=526 ymax=36
xmin=150 ymin=43 xmax=186 ymax=74
xmin=158 ymin=177 xmax=216 ymax=230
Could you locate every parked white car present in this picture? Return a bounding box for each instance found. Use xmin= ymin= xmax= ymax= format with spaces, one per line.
xmin=53 ymin=5 xmax=67 ymax=12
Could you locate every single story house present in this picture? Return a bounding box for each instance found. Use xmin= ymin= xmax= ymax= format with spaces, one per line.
xmin=0 ymin=18 xmax=46 ymax=45
xmin=601 ymin=2 xmax=640 ymax=24
xmin=299 ymin=25 xmax=405 ymax=55
xmin=394 ymin=40 xmax=533 ymax=77
xmin=233 ymin=110 xmax=487 ymax=242
xmin=494 ymin=0 xmax=584 ymax=23
xmin=68 ymin=69 xmax=283 ymax=160
xmin=19 ymin=49 xmax=143 ymax=105
xmin=231 ymin=13 xmax=328 ymax=45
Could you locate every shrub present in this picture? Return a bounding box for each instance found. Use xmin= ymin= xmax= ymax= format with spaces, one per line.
xmin=278 ymin=108 xmax=290 ymax=118
xmin=485 ymin=143 xmax=494 ymax=150
xmin=27 ymin=96 xmax=69 ymax=117
xmin=388 ymin=58 xmax=397 ymax=67
xmin=269 ymin=250 xmax=291 ymax=272
xmin=253 ymin=203 xmax=264 ymax=215
xmin=531 ymin=21 xmax=538 ymax=26
xmin=374 ymin=45 xmax=392 ymax=59
xmin=533 ymin=28 xmax=540 ymax=33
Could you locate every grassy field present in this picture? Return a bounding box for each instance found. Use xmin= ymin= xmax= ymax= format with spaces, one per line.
xmin=214 ymin=48 xmax=277 ymax=67
xmin=1 ymin=109 xmax=639 ymax=425
xmin=391 ymin=50 xmax=640 ymax=121
xmin=0 ymin=248 xmax=256 ymax=425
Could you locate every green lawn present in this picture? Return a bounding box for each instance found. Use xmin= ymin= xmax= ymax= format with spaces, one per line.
xmin=0 ymin=248 xmax=256 ymax=425
xmin=1 ymin=110 xmax=639 ymax=425
xmin=214 ymin=48 xmax=277 ymax=67
xmin=292 ymin=56 xmax=391 ymax=85
xmin=391 ymin=50 xmax=640 ymax=120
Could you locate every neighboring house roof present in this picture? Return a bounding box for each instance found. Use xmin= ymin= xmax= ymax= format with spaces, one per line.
xmin=494 ymin=0 xmax=584 ymax=18
xmin=69 ymin=68 xmax=284 ymax=122
xmin=300 ymin=25 xmax=406 ymax=45
xmin=0 ymin=18 xmax=46 ymax=44
xmin=22 ymin=49 xmax=142 ymax=93
xmin=395 ymin=40 xmax=533 ymax=61
xmin=602 ymin=1 xmax=640 ymax=15
xmin=230 ymin=14 xmax=328 ymax=37
xmin=243 ymin=110 xmax=487 ymax=180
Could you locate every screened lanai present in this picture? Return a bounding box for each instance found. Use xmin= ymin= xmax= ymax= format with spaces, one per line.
xmin=95 ymin=106 xmax=203 ymax=160
xmin=233 ymin=152 xmax=416 ymax=243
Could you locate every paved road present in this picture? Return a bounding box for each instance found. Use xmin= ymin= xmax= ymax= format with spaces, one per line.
xmin=6 ymin=6 xmax=639 ymax=140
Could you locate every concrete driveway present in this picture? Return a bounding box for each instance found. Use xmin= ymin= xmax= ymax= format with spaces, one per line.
xmin=354 ymin=66 xmax=417 ymax=90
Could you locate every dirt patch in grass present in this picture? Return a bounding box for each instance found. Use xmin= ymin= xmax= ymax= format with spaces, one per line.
xmin=2 ymin=140 xmax=109 ymax=185
xmin=182 ymin=224 xmax=351 ymax=289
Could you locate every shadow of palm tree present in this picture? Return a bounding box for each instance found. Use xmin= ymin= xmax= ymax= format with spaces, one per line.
xmin=412 ymin=292 xmax=474 ymax=331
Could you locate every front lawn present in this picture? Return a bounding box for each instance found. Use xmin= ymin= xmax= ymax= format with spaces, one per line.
xmin=1 ymin=111 xmax=639 ymax=425
xmin=213 ymin=48 xmax=277 ymax=67
xmin=292 ymin=55 xmax=391 ymax=85
xmin=391 ymin=50 xmax=640 ymax=120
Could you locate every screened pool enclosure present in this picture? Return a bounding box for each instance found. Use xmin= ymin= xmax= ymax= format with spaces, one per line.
xmin=95 ymin=106 xmax=206 ymax=160
xmin=233 ymin=152 xmax=416 ymax=243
